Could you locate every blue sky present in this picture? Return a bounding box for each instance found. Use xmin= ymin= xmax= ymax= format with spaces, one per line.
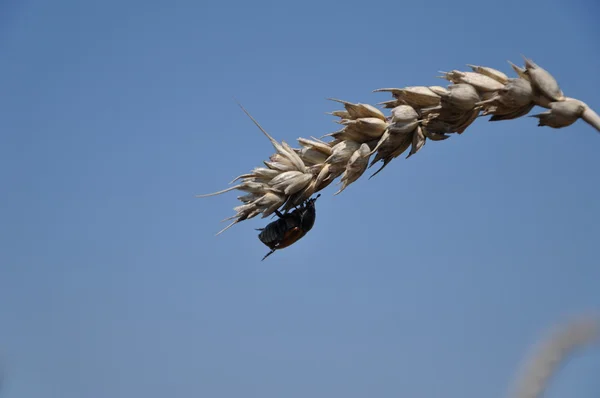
xmin=1 ymin=0 xmax=599 ymax=397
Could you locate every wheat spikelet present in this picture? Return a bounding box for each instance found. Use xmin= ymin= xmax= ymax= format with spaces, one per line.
xmin=197 ymin=57 xmax=600 ymax=234
xmin=507 ymin=314 xmax=599 ymax=398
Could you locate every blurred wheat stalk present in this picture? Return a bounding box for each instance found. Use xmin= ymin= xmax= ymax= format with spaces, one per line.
xmin=507 ymin=314 xmax=599 ymax=398
xmin=198 ymin=56 xmax=600 ymax=234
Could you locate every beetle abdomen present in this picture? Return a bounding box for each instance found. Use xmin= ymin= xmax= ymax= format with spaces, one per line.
xmin=258 ymin=216 xmax=299 ymax=248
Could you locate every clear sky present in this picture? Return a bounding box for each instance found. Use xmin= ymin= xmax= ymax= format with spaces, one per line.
xmin=1 ymin=0 xmax=599 ymax=397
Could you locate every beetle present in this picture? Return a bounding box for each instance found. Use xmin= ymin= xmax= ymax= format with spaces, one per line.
xmin=256 ymin=194 xmax=321 ymax=261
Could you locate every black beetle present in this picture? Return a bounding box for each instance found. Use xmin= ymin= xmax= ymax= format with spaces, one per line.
xmin=256 ymin=194 xmax=321 ymax=261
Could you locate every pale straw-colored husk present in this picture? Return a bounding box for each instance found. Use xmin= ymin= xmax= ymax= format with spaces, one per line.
xmin=198 ymin=57 xmax=599 ymax=235
xmin=507 ymin=314 xmax=599 ymax=398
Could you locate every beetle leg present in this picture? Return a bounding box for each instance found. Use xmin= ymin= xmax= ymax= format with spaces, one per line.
xmin=274 ymin=210 xmax=284 ymax=218
xmin=262 ymin=249 xmax=276 ymax=261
